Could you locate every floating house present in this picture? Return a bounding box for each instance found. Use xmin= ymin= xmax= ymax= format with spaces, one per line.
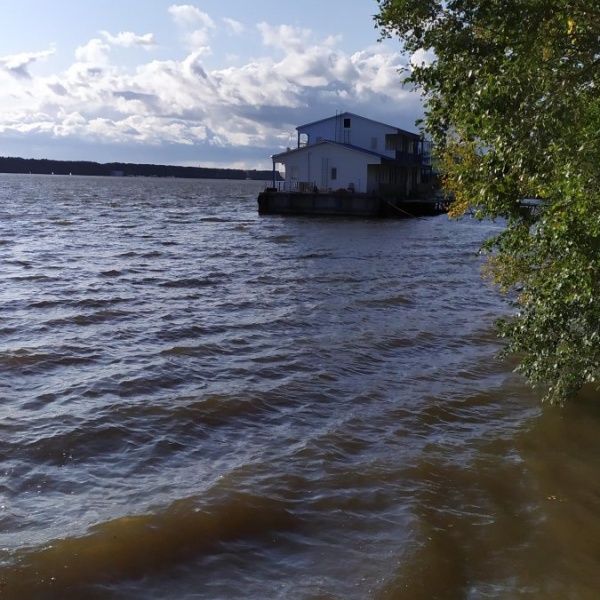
xmin=258 ymin=112 xmax=443 ymax=217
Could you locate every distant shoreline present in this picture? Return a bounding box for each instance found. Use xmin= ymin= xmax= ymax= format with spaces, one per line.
xmin=0 ymin=156 xmax=280 ymax=181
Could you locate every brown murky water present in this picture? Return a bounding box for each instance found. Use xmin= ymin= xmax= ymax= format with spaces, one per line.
xmin=1 ymin=174 xmax=599 ymax=599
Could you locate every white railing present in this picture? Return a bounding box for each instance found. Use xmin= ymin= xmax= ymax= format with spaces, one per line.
xmin=275 ymin=181 xmax=317 ymax=192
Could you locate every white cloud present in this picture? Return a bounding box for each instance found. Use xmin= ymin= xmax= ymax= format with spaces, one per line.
xmin=409 ymin=48 xmax=436 ymax=69
xmin=257 ymin=22 xmax=312 ymax=53
xmin=351 ymin=48 xmax=406 ymax=94
xmin=0 ymin=48 xmax=56 ymax=79
xmin=169 ymin=4 xmax=216 ymax=52
xmin=185 ymin=29 xmax=212 ymax=52
xmin=100 ymin=31 xmax=158 ymax=49
xmin=222 ymin=18 xmax=244 ymax=35
xmin=168 ymin=5 xmax=215 ymax=29
xmin=74 ymin=39 xmax=111 ymax=65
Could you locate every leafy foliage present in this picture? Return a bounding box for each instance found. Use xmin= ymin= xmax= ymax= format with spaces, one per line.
xmin=375 ymin=0 xmax=600 ymax=403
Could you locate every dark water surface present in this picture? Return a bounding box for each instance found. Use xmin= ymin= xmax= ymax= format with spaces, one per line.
xmin=1 ymin=174 xmax=600 ymax=599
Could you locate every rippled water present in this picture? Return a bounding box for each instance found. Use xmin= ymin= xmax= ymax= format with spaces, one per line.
xmin=1 ymin=174 xmax=600 ymax=599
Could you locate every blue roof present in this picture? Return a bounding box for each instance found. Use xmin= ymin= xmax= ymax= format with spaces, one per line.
xmin=296 ymin=111 xmax=419 ymax=138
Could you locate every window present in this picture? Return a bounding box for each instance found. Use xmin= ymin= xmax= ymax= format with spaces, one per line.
xmin=385 ymin=134 xmax=399 ymax=151
xmin=343 ymin=118 xmax=351 ymax=128
xmin=331 ymin=167 xmax=337 ymax=180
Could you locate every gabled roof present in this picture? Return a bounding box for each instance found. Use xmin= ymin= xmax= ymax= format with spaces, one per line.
xmin=296 ymin=111 xmax=419 ymax=138
xmin=272 ymin=140 xmax=390 ymax=161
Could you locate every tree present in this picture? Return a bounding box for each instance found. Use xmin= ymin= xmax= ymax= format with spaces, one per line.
xmin=375 ymin=0 xmax=600 ymax=403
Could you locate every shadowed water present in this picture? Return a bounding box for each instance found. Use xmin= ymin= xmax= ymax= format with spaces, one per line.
xmin=1 ymin=174 xmax=599 ymax=599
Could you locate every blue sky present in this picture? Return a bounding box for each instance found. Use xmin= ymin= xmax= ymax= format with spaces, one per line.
xmin=0 ymin=1 xmax=424 ymax=169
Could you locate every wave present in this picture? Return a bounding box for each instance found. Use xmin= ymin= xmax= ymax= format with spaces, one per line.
xmin=0 ymin=491 xmax=296 ymax=600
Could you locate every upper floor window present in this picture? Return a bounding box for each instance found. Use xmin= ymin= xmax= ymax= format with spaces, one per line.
xmin=343 ymin=118 xmax=351 ymax=128
xmin=385 ymin=134 xmax=399 ymax=150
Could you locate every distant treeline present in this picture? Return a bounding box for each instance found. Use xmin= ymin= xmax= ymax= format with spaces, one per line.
xmin=0 ymin=156 xmax=280 ymax=180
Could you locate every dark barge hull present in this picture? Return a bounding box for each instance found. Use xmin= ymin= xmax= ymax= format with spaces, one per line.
xmin=257 ymin=191 xmax=448 ymax=218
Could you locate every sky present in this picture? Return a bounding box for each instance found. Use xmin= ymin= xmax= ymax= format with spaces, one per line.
xmin=0 ymin=1 xmax=425 ymax=169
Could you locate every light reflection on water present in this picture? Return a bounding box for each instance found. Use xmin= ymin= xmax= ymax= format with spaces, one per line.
xmin=0 ymin=174 xmax=598 ymax=599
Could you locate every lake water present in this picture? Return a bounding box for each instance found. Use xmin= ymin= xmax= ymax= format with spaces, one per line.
xmin=1 ymin=174 xmax=600 ymax=599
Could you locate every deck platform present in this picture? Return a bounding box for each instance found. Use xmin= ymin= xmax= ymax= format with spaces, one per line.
xmin=257 ymin=190 xmax=448 ymax=218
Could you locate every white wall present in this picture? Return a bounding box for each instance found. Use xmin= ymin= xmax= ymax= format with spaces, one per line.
xmin=277 ymin=144 xmax=380 ymax=193
xmin=298 ymin=114 xmax=398 ymax=159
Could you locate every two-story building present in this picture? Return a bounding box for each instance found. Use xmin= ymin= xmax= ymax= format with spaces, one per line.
xmin=271 ymin=112 xmax=424 ymax=197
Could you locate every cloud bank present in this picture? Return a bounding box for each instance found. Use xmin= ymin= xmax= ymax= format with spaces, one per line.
xmin=0 ymin=5 xmax=422 ymax=168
